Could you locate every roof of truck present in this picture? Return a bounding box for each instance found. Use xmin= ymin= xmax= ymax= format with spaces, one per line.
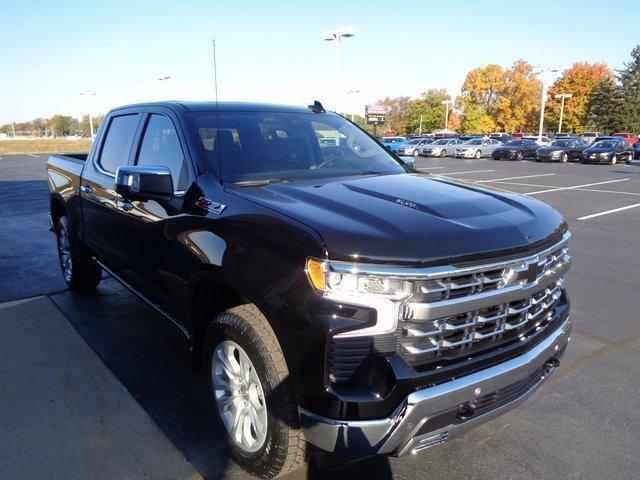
xmin=111 ymin=101 xmax=319 ymax=114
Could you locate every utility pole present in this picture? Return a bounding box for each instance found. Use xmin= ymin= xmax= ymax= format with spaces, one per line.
xmin=555 ymin=93 xmax=572 ymax=133
xmin=11 ymin=120 xmax=16 ymax=138
xmin=441 ymin=100 xmax=453 ymax=130
xmin=419 ymin=115 xmax=423 ymax=135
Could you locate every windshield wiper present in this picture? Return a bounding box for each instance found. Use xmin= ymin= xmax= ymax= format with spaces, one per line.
xmin=233 ymin=178 xmax=291 ymax=187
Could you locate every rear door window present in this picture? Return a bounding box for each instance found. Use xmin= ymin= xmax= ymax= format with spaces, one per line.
xmin=136 ymin=114 xmax=189 ymax=191
xmin=98 ymin=114 xmax=140 ymax=174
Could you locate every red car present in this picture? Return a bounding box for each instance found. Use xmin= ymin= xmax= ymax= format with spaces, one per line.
xmin=612 ymin=132 xmax=638 ymax=146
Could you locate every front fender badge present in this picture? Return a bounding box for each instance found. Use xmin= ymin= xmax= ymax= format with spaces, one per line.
xmin=195 ymin=197 xmax=227 ymax=215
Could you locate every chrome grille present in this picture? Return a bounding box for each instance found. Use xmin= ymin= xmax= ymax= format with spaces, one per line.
xmin=398 ymin=233 xmax=571 ymax=367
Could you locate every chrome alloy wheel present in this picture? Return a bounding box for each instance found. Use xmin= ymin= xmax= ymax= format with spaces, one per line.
xmin=57 ymin=224 xmax=73 ymax=282
xmin=212 ymin=340 xmax=268 ymax=453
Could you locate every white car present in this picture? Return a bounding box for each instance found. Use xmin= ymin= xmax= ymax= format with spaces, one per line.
xmin=454 ymin=138 xmax=501 ymax=158
xmin=397 ymin=138 xmax=432 ymax=156
xmin=421 ymin=138 xmax=462 ymax=157
xmin=523 ymin=135 xmax=552 ymax=146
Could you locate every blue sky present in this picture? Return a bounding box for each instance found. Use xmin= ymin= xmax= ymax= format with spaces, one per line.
xmin=0 ymin=0 xmax=637 ymax=124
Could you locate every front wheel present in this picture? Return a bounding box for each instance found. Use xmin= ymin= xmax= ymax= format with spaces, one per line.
xmin=560 ymin=153 xmax=568 ymax=163
xmin=55 ymin=216 xmax=101 ymax=292
xmin=205 ymin=305 xmax=306 ymax=479
xmin=413 ymin=149 xmax=420 ymax=157
xmin=610 ymin=155 xmax=617 ymax=165
xmin=475 ymin=150 xmax=481 ymax=159
xmin=515 ymin=152 xmax=523 ymax=161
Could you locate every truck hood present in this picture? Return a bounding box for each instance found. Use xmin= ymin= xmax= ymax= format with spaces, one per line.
xmin=229 ymin=173 xmax=566 ymax=265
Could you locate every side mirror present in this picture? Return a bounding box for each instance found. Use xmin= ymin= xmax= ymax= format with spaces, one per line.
xmin=398 ymin=156 xmax=416 ymax=170
xmin=115 ymin=165 xmax=174 ymax=201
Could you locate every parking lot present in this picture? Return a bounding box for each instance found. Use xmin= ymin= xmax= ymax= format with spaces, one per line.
xmin=1 ymin=153 xmax=639 ymax=479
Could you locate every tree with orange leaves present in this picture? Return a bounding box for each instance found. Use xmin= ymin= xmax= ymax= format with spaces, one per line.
xmin=545 ymin=62 xmax=614 ymax=133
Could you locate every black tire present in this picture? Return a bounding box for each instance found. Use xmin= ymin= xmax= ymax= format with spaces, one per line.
xmin=560 ymin=153 xmax=568 ymax=163
xmin=515 ymin=152 xmax=523 ymax=161
xmin=610 ymin=154 xmax=617 ymax=165
xmin=440 ymin=149 xmax=446 ymax=157
xmin=55 ymin=216 xmax=101 ymax=292
xmin=413 ymin=149 xmax=420 ymax=157
xmin=204 ymin=305 xmax=306 ymax=479
xmin=475 ymin=150 xmax=481 ymax=159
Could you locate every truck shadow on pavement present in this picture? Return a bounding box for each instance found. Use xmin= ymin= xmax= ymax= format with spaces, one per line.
xmin=50 ymin=279 xmax=394 ymax=480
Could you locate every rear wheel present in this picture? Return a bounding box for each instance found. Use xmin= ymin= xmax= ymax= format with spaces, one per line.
xmin=55 ymin=216 xmax=101 ymax=292
xmin=204 ymin=305 xmax=306 ymax=479
xmin=440 ymin=149 xmax=447 ymax=157
xmin=560 ymin=153 xmax=568 ymax=163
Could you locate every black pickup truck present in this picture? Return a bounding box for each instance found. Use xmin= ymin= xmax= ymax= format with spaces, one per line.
xmin=47 ymin=101 xmax=572 ymax=479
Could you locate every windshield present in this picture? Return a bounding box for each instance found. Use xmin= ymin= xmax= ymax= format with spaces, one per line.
xmin=592 ymin=140 xmax=616 ymax=149
xmin=504 ymin=140 xmax=524 ymax=147
xmin=551 ymin=140 xmax=571 ymax=147
xmin=432 ymin=139 xmax=450 ymax=145
xmin=189 ymin=111 xmax=406 ymax=182
xmin=407 ymin=139 xmax=421 ymax=145
xmin=466 ymin=139 xmax=483 ymax=145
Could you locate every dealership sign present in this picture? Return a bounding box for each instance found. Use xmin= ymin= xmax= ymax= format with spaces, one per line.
xmin=365 ymin=104 xmax=387 ymax=124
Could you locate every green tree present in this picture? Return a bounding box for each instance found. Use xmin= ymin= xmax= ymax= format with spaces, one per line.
xmin=378 ymin=96 xmax=413 ymax=135
xmin=50 ymin=115 xmax=78 ymax=137
xmin=618 ymin=44 xmax=640 ymax=132
xmin=585 ymin=78 xmax=623 ymax=133
xmin=408 ymin=88 xmax=452 ymax=134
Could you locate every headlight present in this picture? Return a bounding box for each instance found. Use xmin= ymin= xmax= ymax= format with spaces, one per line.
xmin=306 ymin=258 xmax=412 ymax=300
xmin=599 ymin=152 xmax=610 ymax=157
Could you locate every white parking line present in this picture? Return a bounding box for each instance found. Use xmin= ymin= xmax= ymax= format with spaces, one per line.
xmin=525 ymin=179 xmax=630 ymax=195
xmin=436 ymin=169 xmax=495 ymax=175
xmin=578 ymin=203 xmax=640 ymax=220
xmin=26 ymin=153 xmax=39 ymax=158
xmin=578 ymin=188 xmax=640 ymax=197
xmin=476 ymin=173 xmax=556 ymax=183
xmin=423 ymin=166 xmax=445 ymax=169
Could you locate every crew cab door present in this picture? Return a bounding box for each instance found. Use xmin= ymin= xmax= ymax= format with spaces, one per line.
xmin=113 ymin=108 xmax=197 ymax=320
xmin=81 ymin=110 xmax=142 ymax=271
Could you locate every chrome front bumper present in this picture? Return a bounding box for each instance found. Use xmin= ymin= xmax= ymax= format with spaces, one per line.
xmin=299 ymin=317 xmax=571 ymax=456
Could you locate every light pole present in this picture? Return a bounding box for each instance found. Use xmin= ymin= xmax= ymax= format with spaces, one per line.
xmin=532 ymin=67 xmax=559 ymax=141
xmin=346 ymin=89 xmax=360 ymax=121
xmin=555 ymin=93 xmax=573 ymax=133
xmin=79 ymin=91 xmax=96 ymax=140
xmin=441 ymin=100 xmax=453 ymax=130
xmin=321 ymin=26 xmax=357 ymax=111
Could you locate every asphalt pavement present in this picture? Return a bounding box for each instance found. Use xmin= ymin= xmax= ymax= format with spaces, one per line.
xmin=1 ymin=153 xmax=639 ymax=479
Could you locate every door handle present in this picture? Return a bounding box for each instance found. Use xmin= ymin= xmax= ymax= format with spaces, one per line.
xmin=80 ymin=185 xmax=92 ymax=194
xmin=116 ymin=199 xmax=133 ymax=212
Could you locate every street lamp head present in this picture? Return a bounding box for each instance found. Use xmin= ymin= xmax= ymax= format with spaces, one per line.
xmin=321 ymin=30 xmax=337 ymax=41
xmin=555 ymin=93 xmax=573 ymax=99
xmin=337 ymin=25 xmax=357 ymax=37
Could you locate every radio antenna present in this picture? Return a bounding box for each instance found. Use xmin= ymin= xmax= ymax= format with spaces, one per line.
xmin=213 ymin=38 xmax=222 ymax=183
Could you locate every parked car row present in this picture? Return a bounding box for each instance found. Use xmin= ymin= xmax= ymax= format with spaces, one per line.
xmin=382 ymin=130 xmax=639 ymax=157
xmin=491 ymin=137 xmax=634 ymax=165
